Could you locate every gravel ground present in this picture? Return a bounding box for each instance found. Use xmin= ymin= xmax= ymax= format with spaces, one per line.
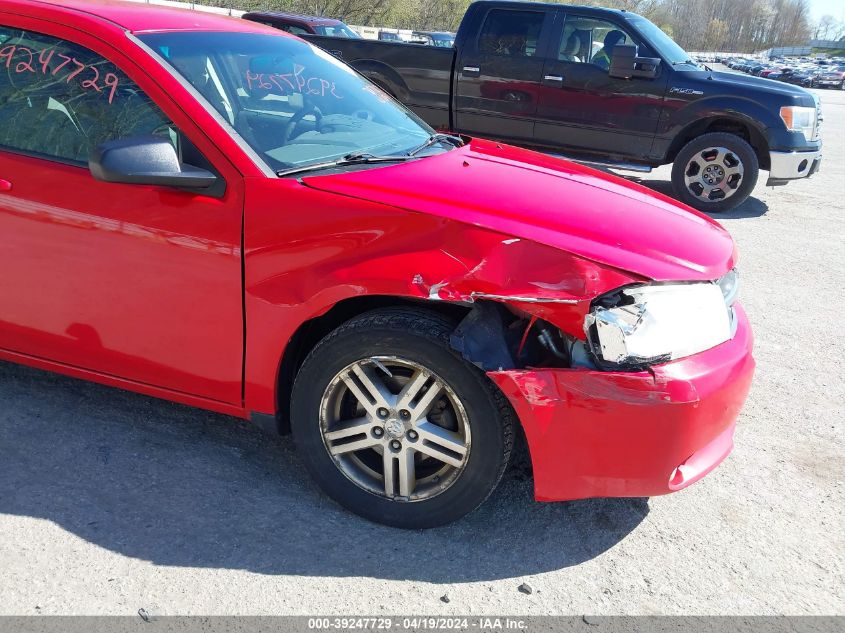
xmin=0 ymin=84 xmax=843 ymax=618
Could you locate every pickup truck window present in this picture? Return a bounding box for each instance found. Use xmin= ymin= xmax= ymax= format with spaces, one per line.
xmin=0 ymin=26 xmax=173 ymax=165
xmin=477 ymin=9 xmax=545 ymax=58
xmin=557 ymin=17 xmax=635 ymax=69
xmin=626 ymin=15 xmax=691 ymax=66
xmin=140 ymin=31 xmax=435 ymax=172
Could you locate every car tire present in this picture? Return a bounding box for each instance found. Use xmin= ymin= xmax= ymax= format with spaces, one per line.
xmin=671 ymin=132 xmax=759 ymax=213
xmin=290 ymin=307 xmax=514 ymax=528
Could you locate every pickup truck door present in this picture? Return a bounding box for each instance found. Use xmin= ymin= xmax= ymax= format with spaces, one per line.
xmin=453 ymin=6 xmax=555 ymax=143
xmin=535 ymin=12 xmax=667 ymax=159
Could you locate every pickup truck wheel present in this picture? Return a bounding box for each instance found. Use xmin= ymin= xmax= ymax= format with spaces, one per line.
xmin=671 ymin=133 xmax=759 ymax=213
xmin=290 ymin=308 xmax=514 ymax=529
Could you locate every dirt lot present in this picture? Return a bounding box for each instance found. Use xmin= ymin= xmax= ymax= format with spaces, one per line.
xmin=0 ymin=86 xmax=842 ymax=617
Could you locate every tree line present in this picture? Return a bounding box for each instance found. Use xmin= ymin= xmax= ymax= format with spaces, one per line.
xmin=188 ymin=0 xmax=820 ymax=53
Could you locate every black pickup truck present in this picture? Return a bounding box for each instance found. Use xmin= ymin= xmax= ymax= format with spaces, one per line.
xmin=288 ymin=0 xmax=822 ymax=212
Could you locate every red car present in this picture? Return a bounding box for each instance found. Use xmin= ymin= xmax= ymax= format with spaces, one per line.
xmin=0 ymin=0 xmax=754 ymax=528
xmin=241 ymin=10 xmax=360 ymax=39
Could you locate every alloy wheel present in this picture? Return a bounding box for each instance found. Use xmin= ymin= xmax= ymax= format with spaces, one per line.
xmin=683 ymin=146 xmax=745 ymax=203
xmin=319 ymin=357 xmax=471 ymax=502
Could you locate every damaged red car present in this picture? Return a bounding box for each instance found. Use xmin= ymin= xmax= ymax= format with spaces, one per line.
xmin=0 ymin=0 xmax=755 ymax=528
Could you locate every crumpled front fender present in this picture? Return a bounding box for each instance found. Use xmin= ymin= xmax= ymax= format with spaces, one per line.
xmin=244 ymin=178 xmax=639 ymax=414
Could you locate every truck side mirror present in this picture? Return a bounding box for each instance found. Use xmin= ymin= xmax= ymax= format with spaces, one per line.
xmin=609 ymin=43 xmax=661 ymax=80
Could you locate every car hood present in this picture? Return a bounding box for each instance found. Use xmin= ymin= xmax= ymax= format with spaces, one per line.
xmin=302 ymin=139 xmax=736 ymax=281
xmin=687 ymin=69 xmax=816 ymax=105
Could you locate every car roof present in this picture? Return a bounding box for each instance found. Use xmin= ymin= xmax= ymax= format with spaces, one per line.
xmin=8 ymin=0 xmax=269 ymax=34
xmin=242 ymin=11 xmax=345 ymax=27
xmin=413 ymin=31 xmax=454 ymax=37
xmin=472 ymin=0 xmax=627 ymax=17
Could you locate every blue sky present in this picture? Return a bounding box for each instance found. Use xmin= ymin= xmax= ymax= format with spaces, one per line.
xmin=809 ymin=0 xmax=845 ymax=21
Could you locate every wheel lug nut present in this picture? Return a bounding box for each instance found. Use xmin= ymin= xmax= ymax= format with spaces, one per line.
xmin=400 ymin=409 xmax=411 ymax=420
xmin=377 ymin=408 xmax=389 ymax=419
xmin=390 ymin=440 xmax=402 ymax=450
xmin=373 ymin=427 xmax=384 ymax=437
xmin=407 ymin=430 xmax=418 ymax=441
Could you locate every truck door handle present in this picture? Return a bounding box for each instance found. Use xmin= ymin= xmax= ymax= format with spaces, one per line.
xmin=543 ymin=75 xmax=564 ymax=86
xmin=462 ymin=66 xmax=481 ymax=78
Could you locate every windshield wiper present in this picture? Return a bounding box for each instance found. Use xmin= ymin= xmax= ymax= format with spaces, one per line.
xmin=276 ymin=152 xmax=413 ymax=177
xmin=407 ymin=133 xmax=465 ymax=157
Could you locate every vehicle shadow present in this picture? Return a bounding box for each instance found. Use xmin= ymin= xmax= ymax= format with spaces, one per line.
xmin=0 ymin=361 xmax=648 ymax=583
xmin=625 ymin=176 xmax=770 ymax=219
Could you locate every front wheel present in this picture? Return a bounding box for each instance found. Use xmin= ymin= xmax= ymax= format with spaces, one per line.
xmin=290 ymin=308 xmax=514 ymax=528
xmin=671 ymin=132 xmax=759 ymax=213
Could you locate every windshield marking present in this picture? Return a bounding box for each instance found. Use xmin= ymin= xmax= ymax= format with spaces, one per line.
xmin=245 ymin=67 xmax=344 ymax=100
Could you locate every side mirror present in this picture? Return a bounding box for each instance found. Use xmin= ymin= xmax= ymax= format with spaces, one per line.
xmin=89 ymin=136 xmax=219 ymax=192
xmin=609 ymin=43 xmax=661 ymax=80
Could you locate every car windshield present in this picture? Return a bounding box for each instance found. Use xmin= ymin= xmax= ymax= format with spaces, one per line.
xmin=627 ymin=15 xmax=693 ymax=66
xmin=314 ymin=24 xmax=360 ymax=38
xmin=139 ymin=31 xmax=435 ymax=173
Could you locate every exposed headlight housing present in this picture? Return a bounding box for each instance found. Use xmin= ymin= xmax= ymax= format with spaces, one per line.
xmin=716 ymin=267 xmax=740 ymax=307
xmin=585 ymin=270 xmax=739 ymax=370
xmin=779 ymin=106 xmax=817 ymax=142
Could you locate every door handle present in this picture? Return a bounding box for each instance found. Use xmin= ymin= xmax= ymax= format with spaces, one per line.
xmin=462 ymin=66 xmax=481 ymax=78
xmin=0 ymin=179 xmax=11 ymax=192
xmin=543 ymin=75 xmax=565 ymax=86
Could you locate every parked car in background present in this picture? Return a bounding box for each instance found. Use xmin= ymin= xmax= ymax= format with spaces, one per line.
xmin=760 ymin=66 xmax=789 ymax=79
xmin=730 ymin=56 xmax=837 ymax=90
xmin=300 ymin=0 xmax=822 ymax=213
xmin=411 ymin=30 xmax=456 ymax=48
xmin=780 ymin=69 xmax=815 ymax=88
xmin=242 ymin=10 xmax=360 ymax=38
xmin=1 ymin=0 xmax=756 ymax=529
xmin=378 ymin=30 xmax=404 ymax=43
xmin=815 ymin=66 xmax=845 ymax=89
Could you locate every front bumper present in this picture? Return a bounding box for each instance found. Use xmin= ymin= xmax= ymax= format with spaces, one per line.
xmin=767 ymin=148 xmax=822 ymax=185
xmin=489 ymin=304 xmax=755 ymax=502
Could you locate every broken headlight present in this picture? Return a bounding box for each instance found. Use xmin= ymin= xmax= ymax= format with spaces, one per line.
xmin=585 ymin=273 xmax=738 ymax=369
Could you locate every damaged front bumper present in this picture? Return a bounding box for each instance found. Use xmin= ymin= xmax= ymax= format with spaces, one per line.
xmin=489 ymin=304 xmax=755 ymax=501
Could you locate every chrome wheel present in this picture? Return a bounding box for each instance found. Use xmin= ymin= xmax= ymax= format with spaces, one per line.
xmin=683 ymin=146 xmax=745 ymax=203
xmin=319 ymin=357 xmax=471 ymax=502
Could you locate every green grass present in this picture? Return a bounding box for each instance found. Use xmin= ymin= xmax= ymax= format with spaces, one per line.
xmin=812 ymin=48 xmax=845 ymax=57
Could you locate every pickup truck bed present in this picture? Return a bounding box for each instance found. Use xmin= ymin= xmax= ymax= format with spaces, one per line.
xmin=306 ymin=36 xmax=456 ymax=130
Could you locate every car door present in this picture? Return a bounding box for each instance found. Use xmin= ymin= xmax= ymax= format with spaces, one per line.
xmin=0 ymin=21 xmax=245 ymax=404
xmin=454 ymin=6 xmax=555 ymax=143
xmin=534 ymin=12 xmax=668 ymax=159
